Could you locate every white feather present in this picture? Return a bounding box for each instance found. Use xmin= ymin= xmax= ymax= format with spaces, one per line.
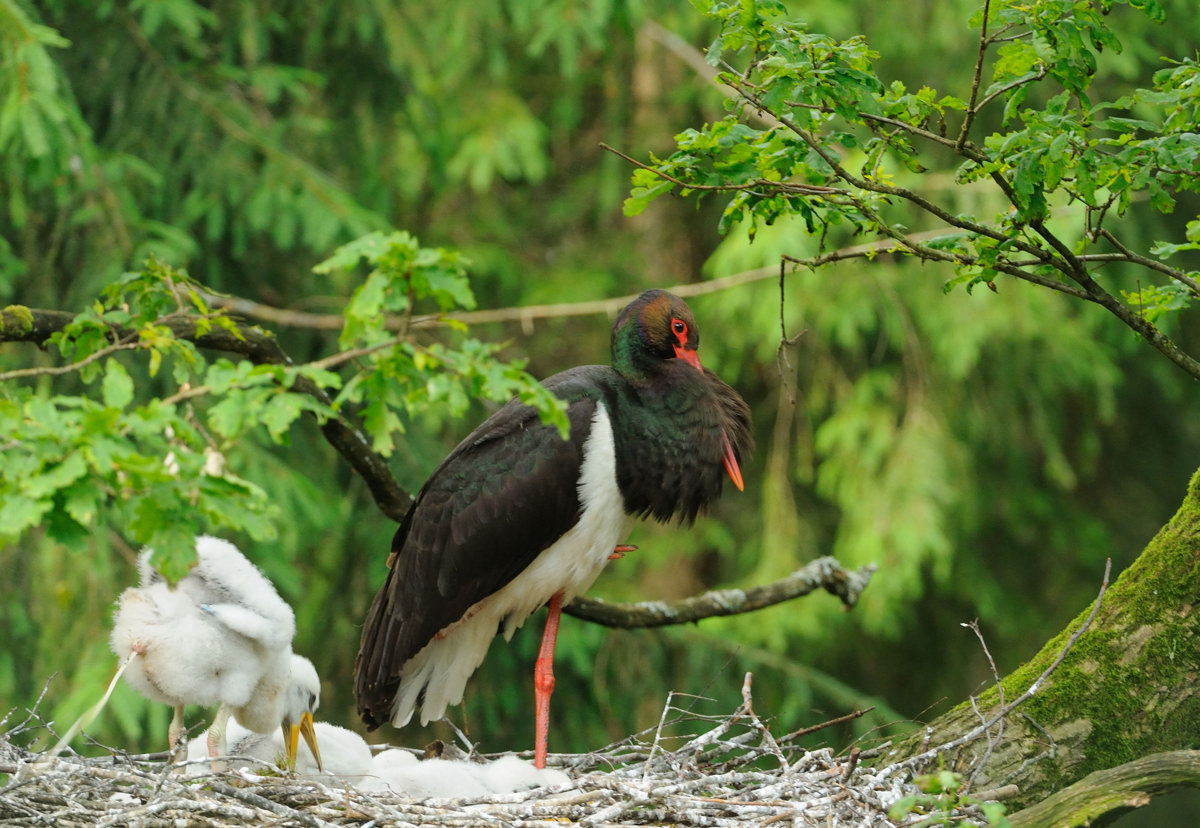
xmin=389 ymin=403 xmax=630 ymax=727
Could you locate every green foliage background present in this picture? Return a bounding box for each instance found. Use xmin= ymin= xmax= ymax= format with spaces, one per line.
xmin=1 ymin=0 xmax=1198 ymax=765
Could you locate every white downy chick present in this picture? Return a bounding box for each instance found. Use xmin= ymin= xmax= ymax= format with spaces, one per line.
xmin=186 ymin=653 xmax=333 ymax=775
xmin=110 ymin=536 xmax=296 ymax=759
xmin=357 ymin=750 xmax=571 ymax=798
xmin=469 ymin=754 xmax=572 ymax=792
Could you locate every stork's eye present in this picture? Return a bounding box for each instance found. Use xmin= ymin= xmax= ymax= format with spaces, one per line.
xmin=670 ymin=318 xmax=688 ymax=344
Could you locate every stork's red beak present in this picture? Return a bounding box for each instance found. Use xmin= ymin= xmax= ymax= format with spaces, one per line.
xmin=722 ymin=434 xmax=744 ymax=491
xmin=674 ymin=344 xmax=745 ymax=492
xmin=673 ymin=344 xmax=702 ymax=372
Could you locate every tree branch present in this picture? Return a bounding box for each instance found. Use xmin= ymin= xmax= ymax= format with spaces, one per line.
xmin=1 ymin=307 xmax=414 ymax=521
xmin=956 ymin=0 xmax=993 ymax=148
xmin=564 ymin=556 xmax=876 ymax=628
xmin=1008 ymin=750 xmax=1200 ymax=827
xmin=4 ymin=309 xmax=880 ymax=633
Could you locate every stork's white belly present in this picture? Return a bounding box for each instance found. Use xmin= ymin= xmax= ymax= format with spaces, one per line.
xmin=390 ymin=402 xmax=629 ymax=727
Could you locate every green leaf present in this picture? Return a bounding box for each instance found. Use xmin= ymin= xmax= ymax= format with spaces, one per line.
xmin=0 ymin=495 xmax=53 ymax=538
xmin=102 ymin=360 xmax=135 ymax=409
xmin=207 ymin=391 xmax=251 ymax=438
xmin=260 ymin=393 xmax=308 ymax=442
xmin=24 ymin=452 xmax=88 ymax=499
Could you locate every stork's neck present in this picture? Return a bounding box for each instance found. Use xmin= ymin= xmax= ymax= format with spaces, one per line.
xmin=610 ymin=315 xmax=665 ymax=381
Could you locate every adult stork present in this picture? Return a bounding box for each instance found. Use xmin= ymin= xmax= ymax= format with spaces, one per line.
xmin=354 ymin=289 xmax=752 ymax=767
xmin=111 ymin=536 xmax=314 ymax=765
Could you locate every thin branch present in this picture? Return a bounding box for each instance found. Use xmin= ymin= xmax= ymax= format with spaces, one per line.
xmin=1031 ymin=219 xmax=1200 ymax=380
xmin=599 ymin=141 xmax=841 ymax=195
xmin=305 ymin=337 xmax=407 ymax=372
xmin=963 ymin=619 xmax=1006 ymax=789
xmin=957 ymin=0 xmax=994 ymax=148
xmin=0 ymin=340 xmax=140 ymax=382
xmin=974 ymin=65 xmax=1049 ymax=113
xmin=781 ymin=708 xmax=873 ymax=743
xmin=1097 ymin=229 xmax=1200 ymax=297
xmin=564 ymin=556 xmax=876 ymax=628
xmin=641 ymin=19 xmax=783 ymax=130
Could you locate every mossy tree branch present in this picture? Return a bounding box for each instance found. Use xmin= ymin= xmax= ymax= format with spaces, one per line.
xmin=883 ymin=470 xmax=1200 ymax=809
xmin=1009 ymin=750 xmax=1200 ymax=827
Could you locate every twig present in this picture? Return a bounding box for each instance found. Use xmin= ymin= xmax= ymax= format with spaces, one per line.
xmin=963 ymin=619 xmax=1005 ymax=788
xmin=957 ymin=0 xmax=994 ymax=148
xmin=0 ymin=341 xmax=140 ymax=382
xmin=599 ymin=141 xmax=841 ymax=195
xmin=878 ymin=558 xmax=1113 ymax=779
xmin=780 ymin=707 xmax=874 ymax=743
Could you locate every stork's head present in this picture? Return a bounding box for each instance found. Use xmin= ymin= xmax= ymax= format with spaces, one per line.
xmin=611 ymin=289 xmax=702 ymax=377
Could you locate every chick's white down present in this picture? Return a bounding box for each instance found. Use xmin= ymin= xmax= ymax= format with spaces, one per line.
xmin=110 ymin=536 xmax=298 ymax=757
xmin=359 ymin=750 xmax=571 ymax=798
xmin=189 ymin=719 xmax=370 ymax=779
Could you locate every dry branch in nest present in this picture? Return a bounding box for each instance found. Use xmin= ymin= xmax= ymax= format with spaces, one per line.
xmin=2 ymin=674 xmax=1006 ymax=828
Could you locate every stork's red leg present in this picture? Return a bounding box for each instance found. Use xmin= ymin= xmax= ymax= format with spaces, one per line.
xmin=533 ymin=591 xmax=564 ymax=769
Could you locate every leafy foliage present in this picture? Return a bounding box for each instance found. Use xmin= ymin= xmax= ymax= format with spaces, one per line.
xmin=1 ymin=241 xmax=563 ymax=579
xmin=631 ymin=0 xmax=1199 ymax=334
xmin=2 ymin=0 xmax=1199 ymax=786
xmin=888 ymin=770 xmax=1013 ymax=826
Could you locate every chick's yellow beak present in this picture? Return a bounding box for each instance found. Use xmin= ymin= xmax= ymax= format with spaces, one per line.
xmin=284 ymin=711 xmax=323 ymax=772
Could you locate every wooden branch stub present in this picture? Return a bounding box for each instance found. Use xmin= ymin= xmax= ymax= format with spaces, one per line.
xmin=564 ymin=556 xmax=877 ymax=629
xmin=1008 ymin=750 xmax=1200 ymax=827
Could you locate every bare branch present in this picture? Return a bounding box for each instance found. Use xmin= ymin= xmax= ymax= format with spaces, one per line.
xmin=564 ymin=556 xmax=876 ymax=628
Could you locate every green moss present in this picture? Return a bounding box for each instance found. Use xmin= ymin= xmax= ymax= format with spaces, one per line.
xmin=0 ymin=304 xmax=34 ymax=337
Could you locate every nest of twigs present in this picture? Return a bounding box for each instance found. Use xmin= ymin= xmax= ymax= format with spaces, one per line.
xmin=0 ymin=675 xmax=991 ymax=827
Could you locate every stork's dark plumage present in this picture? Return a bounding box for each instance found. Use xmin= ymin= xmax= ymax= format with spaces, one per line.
xmin=354 ymin=290 xmax=752 ymax=766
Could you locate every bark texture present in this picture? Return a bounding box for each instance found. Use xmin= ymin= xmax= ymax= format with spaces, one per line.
xmin=885 ymin=469 xmax=1200 ymax=808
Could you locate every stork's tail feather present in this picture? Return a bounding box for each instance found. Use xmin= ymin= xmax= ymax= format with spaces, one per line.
xmin=353 ymin=571 xmax=400 ymax=731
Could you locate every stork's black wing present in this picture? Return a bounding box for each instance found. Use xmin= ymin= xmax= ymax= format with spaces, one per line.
xmin=354 ymin=365 xmax=614 ymax=729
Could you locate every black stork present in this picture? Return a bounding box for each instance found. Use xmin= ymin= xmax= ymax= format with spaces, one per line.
xmin=354 ymin=289 xmax=752 ymax=767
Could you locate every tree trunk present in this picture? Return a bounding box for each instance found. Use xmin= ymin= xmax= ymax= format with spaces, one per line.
xmin=885 ymin=469 xmax=1200 ymax=809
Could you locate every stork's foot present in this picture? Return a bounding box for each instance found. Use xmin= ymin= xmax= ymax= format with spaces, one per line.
xmin=609 ymin=544 xmax=638 ymax=560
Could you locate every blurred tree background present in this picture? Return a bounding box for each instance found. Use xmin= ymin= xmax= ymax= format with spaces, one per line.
xmin=2 ymin=0 xmax=1198 ymax=776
